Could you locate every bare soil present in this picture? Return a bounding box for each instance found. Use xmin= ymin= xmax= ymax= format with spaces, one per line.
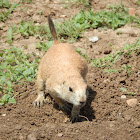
xmin=0 ymin=0 xmax=140 ymax=140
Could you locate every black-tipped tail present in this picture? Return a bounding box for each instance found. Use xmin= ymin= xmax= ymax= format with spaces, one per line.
xmin=48 ymin=15 xmax=58 ymax=42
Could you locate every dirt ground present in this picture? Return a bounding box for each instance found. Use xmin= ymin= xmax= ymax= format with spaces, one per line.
xmin=0 ymin=0 xmax=140 ymax=140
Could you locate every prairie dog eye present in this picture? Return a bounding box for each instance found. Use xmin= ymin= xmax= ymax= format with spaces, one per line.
xmin=69 ymin=87 xmax=73 ymax=92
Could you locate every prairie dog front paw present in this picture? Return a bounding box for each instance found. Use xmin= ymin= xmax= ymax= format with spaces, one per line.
xmin=70 ymin=106 xmax=80 ymax=123
xmin=33 ymin=92 xmax=46 ymax=107
xmin=70 ymin=113 xmax=79 ymax=123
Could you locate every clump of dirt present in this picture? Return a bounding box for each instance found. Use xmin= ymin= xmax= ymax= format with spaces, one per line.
xmin=0 ymin=0 xmax=140 ymax=140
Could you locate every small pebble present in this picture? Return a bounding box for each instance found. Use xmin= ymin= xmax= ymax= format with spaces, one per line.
xmin=121 ymin=95 xmax=126 ymax=99
xmin=63 ymin=117 xmax=69 ymax=123
xmin=126 ymin=99 xmax=138 ymax=107
xmin=103 ymin=79 xmax=110 ymax=83
xmin=15 ymin=124 xmax=22 ymax=130
xmin=60 ymin=15 xmax=66 ymax=18
xmin=27 ymin=133 xmax=37 ymax=140
xmin=35 ymin=23 xmax=40 ymax=26
xmin=2 ymin=114 xmax=6 ymax=116
xmin=57 ymin=133 xmax=63 ymax=137
xmin=134 ymin=122 xmax=140 ymax=128
xmin=89 ymin=36 xmax=99 ymax=43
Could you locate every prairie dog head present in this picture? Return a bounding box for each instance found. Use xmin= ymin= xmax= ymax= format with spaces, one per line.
xmin=56 ymin=76 xmax=88 ymax=107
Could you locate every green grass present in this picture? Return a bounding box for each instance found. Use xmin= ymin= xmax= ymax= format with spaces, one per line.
xmin=136 ymin=0 xmax=140 ymax=5
xmin=92 ymin=51 xmax=123 ymax=68
xmin=36 ymin=41 xmax=53 ymax=52
xmin=0 ymin=47 xmax=39 ymax=105
xmin=121 ymin=64 xmax=133 ymax=76
xmin=92 ymin=38 xmax=140 ymax=68
xmin=7 ymin=21 xmax=51 ymax=44
xmin=0 ymin=1 xmax=19 ymax=22
xmin=0 ymin=0 xmax=10 ymax=8
xmin=72 ymin=4 xmax=140 ymax=30
xmin=76 ymin=48 xmax=90 ymax=62
xmin=76 ymin=0 xmax=90 ymax=7
xmin=56 ymin=20 xmax=83 ymax=41
xmin=20 ymin=0 xmax=33 ymax=4
xmin=104 ymin=68 xmax=119 ymax=73
xmin=65 ymin=0 xmax=90 ymax=8
xmin=7 ymin=20 xmax=82 ymax=43
xmin=91 ymin=38 xmax=140 ymax=76
xmin=6 ymin=4 xmax=140 ymax=43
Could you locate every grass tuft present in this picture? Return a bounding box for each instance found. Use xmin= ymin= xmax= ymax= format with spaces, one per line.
xmin=92 ymin=38 xmax=140 ymax=68
xmin=0 ymin=1 xmax=19 ymax=22
xmin=0 ymin=47 xmax=39 ymax=105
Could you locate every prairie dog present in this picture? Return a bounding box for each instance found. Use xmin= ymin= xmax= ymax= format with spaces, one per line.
xmin=33 ymin=15 xmax=88 ymax=123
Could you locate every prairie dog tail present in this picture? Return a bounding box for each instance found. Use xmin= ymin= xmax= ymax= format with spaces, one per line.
xmin=48 ymin=15 xmax=58 ymax=44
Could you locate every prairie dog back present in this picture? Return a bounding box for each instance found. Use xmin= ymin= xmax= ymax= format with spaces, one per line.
xmin=34 ymin=15 xmax=88 ymax=123
xmin=39 ymin=43 xmax=88 ymax=81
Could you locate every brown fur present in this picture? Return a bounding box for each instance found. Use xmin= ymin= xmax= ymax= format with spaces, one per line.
xmin=33 ymin=15 xmax=88 ymax=123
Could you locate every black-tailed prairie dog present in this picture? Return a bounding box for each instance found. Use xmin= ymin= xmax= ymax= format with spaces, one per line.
xmin=33 ymin=15 xmax=89 ymax=123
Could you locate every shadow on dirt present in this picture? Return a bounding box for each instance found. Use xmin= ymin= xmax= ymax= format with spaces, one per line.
xmin=80 ymin=86 xmax=97 ymax=122
xmin=53 ymin=86 xmax=97 ymax=123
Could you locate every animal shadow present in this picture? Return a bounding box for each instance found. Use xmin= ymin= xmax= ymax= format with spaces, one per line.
xmin=79 ymin=86 xmax=96 ymax=122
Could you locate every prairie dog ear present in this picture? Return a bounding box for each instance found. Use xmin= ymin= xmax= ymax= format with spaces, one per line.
xmin=63 ymin=81 xmax=66 ymax=85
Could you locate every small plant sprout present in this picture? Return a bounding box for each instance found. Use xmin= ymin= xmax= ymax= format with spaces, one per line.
xmin=36 ymin=41 xmax=53 ymax=52
xmin=120 ymin=87 xmax=136 ymax=96
xmin=76 ymin=48 xmax=90 ymax=62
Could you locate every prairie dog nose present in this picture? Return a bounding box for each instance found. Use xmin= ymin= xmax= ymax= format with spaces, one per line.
xmin=80 ymin=101 xmax=85 ymax=104
xmin=79 ymin=101 xmax=86 ymax=107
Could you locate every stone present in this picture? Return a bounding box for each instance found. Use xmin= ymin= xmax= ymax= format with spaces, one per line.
xmin=57 ymin=133 xmax=63 ymax=137
xmin=126 ymin=99 xmax=138 ymax=107
xmin=27 ymin=133 xmax=37 ymax=140
xmin=89 ymin=36 xmax=99 ymax=43
xmin=121 ymin=95 xmax=126 ymax=99
xmin=15 ymin=124 xmax=22 ymax=130
xmin=60 ymin=15 xmax=66 ymax=18
xmin=2 ymin=114 xmax=6 ymax=116
xmin=63 ymin=117 xmax=69 ymax=123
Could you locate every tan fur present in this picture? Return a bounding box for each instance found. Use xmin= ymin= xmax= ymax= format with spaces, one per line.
xmin=33 ymin=15 xmax=88 ymax=123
